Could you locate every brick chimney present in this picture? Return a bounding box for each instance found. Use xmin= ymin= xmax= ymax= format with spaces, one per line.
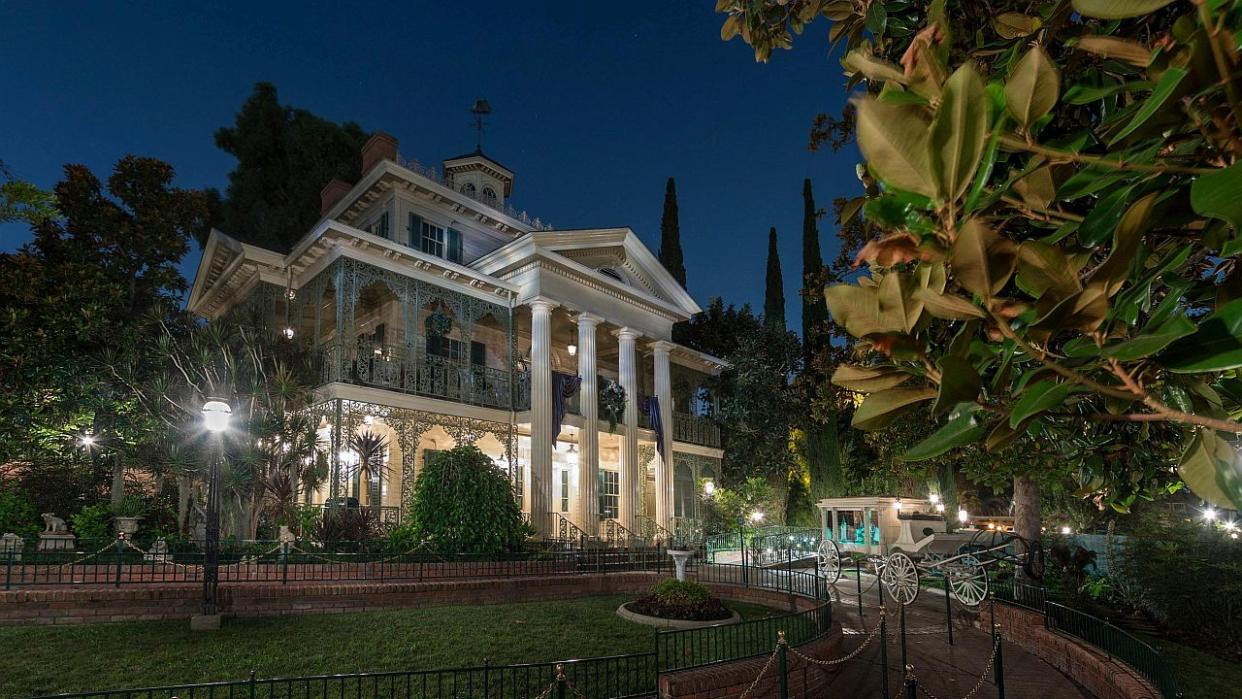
xmin=361 ymin=132 xmax=399 ymax=175
xmin=320 ymin=178 xmax=352 ymax=217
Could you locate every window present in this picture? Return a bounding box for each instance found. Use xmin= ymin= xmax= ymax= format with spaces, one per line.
xmin=674 ymin=462 xmax=695 ymax=518
xmin=365 ymin=211 xmax=390 ymax=239
xmin=598 ymin=471 xmax=619 ymax=520
xmin=460 ymin=182 xmax=476 ymax=197
xmin=560 ymin=470 xmax=570 ymax=513
xmin=514 ymin=465 xmax=524 ymax=511
xmin=426 ymin=336 xmax=486 ymax=366
xmin=420 ymin=221 xmax=446 ymax=258
xmin=482 ymin=186 xmax=498 ymax=204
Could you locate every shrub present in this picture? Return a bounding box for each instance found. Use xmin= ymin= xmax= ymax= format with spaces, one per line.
xmin=0 ymin=489 xmax=39 ymax=538
xmin=629 ymin=577 xmax=730 ymax=621
xmin=654 ymin=578 xmax=710 ymax=607
xmin=312 ymin=508 xmax=379 ymax=548
xmin=70 ymin=504 xmax=111 ymax=542
xmin=407 ymin=445 xmax=526 ymax=554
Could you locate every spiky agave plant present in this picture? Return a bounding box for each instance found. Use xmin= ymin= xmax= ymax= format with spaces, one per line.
xmin=348 ymin=430 xmax=391 ymax=523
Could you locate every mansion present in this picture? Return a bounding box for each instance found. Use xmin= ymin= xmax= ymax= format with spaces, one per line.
xmin=187 ymin=133 xmax=725 ymax=543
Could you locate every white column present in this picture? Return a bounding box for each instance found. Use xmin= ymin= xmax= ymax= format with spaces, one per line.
xmin=528 ymin=297 xmax=558 ymax=538
xmin=615 ymin=327 xmax=641 ymax=533
xmin=652 ymin=340 xmax=675 ymax=530
xmin=575 ymin=313 xmax=601 ymax=535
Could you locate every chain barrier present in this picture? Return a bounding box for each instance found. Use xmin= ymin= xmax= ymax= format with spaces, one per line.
xmin=787 ymin=617 xmax=884 ymax=666
xmin=38 ymin=541 xmax=117 ymax=571
xmin=910 ymin=636 xmax=1001 ymax=699
xmin=737 ymin=646 xmax=781 ymax=699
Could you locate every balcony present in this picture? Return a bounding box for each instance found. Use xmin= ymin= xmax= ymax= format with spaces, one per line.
xmin=673 ymin=412 xmax=720 ymax=448
xmin=318 ymin=339 xmax=528 ymax=411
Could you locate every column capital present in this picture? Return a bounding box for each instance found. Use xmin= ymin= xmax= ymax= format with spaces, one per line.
xmin=650 ymin=340 xmax=676 ymax=355
xmin=526 ymin=296 xmax=559 ymax=314
xmin=575 ymin=312 xmax=603 ymax=327
xmin=613 ymin=326 xmax=642 ymax=342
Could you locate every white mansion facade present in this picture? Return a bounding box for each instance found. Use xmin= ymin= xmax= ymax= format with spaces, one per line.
xmin=187 ymin=133 xmax=725 ymax=543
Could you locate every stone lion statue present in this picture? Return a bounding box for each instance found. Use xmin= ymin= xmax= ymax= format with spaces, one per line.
xmin=41 ymin=513 xmax=68 ymax=534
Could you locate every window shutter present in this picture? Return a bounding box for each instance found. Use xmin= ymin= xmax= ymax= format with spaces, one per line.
xmin=427 ymin=335 xmax=443 ymax=357
xmin=407 ymin=213 xmax=423 ymax=248
xmin=470 ymin=341 xmax=486 ymax=367
xmin=447 ymin=228 xmax=463 ymax=263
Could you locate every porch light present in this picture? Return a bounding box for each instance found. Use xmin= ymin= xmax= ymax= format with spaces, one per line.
xmin=1060 ymin=526 xmax=1072 ymax=535
xmin=703 ymin=481 xmax=716 ymax=496
xmin=567 ymin=343 xmax=577 ymax=357
xmin=892 ymin=498 xmax=903 ymax=511
xmin=957 ymin=509 xmax=969 ymax=524
xmin=749 ymin=510 xmax=764 ymax=523
xmin=201 ymin=400 xmax=232 ymax=433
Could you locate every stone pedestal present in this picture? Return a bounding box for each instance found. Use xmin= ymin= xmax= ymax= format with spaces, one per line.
xmin=37 ymin=533 xmax=76 ymax=552
xmin=668 ymin=549 xmax=693 ymax=581
xmin=0 ymin=533 xmax=22 ymax=562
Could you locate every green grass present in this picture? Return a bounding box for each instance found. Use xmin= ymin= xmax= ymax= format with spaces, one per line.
xmin=0 ymin=595 xmax=785 ymax=699
xmin=1142 ymin=636 xmax=1242 ymax=699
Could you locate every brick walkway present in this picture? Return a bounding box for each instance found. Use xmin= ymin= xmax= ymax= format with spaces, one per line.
xmin=821 ymin=573 xmax=1092 ymax=699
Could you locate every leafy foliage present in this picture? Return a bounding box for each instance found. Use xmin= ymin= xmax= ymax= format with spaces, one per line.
xmin=721 ymin=0 xmax=1242 ymax=509
xmin=0 ymin=161 xmax=57 ymax=226
xmin=598 ymin=378 xmax=627 ymax=432
xmin=406 ymin=445 xmax=527 ymax=554
xmin=659 ymin=178 xmax=688 ymax=287
xmin=0 ymin=489 xmax=39 ymax=538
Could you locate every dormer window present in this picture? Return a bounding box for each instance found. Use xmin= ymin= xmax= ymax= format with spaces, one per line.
xmin=482 ymin=186 xmax=498 ymax=205
xmin=408 ymin=213 xmax=464 ymax=263
xmin=460 ymin=182 xmax=476 ymax=197
xmin=420 ymin=221 xmax=446 ymax=258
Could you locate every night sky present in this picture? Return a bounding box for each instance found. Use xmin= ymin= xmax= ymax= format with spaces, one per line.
xmin=0 ymin=2 xmax=859 ymax=333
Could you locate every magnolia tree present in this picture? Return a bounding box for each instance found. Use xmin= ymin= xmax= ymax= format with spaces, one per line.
xmin=720 ymin=0 xmax=1242 ymax=536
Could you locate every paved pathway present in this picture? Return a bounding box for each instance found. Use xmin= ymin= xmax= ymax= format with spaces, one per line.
xmin=818 ymin=572 xmax=1092 ymax=699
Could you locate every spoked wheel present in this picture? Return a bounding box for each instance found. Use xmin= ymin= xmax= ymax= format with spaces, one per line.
xmin=1020 ymin=539 xmax=1045 ymax=581
xmin=817 ymin=539 xmax=842 ymax=584
xmin=946 ymin=555 xmax=989 ymax=607
xmin=881 ymin=552 xmax=920 ymax=606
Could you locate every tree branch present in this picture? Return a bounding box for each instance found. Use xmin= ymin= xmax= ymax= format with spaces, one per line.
xmin=999 ymin=134 xmax=1217 ymax=175
xmin=988 ymin=311 xmax=1139 ymax=401
xmin=1107 ymin=359 xmax=1242 ymax=433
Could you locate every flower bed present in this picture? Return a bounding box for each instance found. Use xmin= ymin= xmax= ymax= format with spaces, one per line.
xmin=622 ymin=578 xmax=731 ymax=622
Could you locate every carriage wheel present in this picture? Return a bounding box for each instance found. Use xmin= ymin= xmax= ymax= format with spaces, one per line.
xmin=881 ymin=552 xmax=920 ymax=606
xmin=1021 ymin=538 xmax=1046 ymax=581
xmin=817 ymin=539 xmax=842 ymax=584
xmin=946 ymin=556 xmax=989 ymax=607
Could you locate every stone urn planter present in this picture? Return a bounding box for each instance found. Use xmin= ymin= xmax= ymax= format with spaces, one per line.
xmin=114 ymin=516 xmax=142 ymax=537
xmin=667 ymin=549 xmax=694 ymax=581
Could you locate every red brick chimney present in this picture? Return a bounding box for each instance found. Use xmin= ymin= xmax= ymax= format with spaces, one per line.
xmin=320 ymin=178 xmax=352 ymax=216
xmin=361 ymin=132 xmax=399 ymax=175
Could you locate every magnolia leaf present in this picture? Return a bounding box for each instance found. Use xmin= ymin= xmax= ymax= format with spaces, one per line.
xmin=950 ymin=219 xmax=1018 ymax=299
xmin=1164 ymin=297 xmax=1242 ymax=373
xmin=877 ymin=271 xmax=923 ymax=333
xmin=932 ymin=355 xmax=982 ymax=415
xmin=900 ymin=403 xmax=986 ymax=461
xmin=825 ymin=284 xmax=884 ymax=338
xmin=1191 ymin=162 xmax=1242 ymax=233
xmin=986 ymin=418 xmax=1029 ymax=452
xmin=1014 ymin=166 xmax=1057 ymax=210
xmin=1016 ymin=240 xmax=1082 ymax=300
xmin=1005 ymin=46 xmax=1059 ymax=128
xmin=854 ymin=232 xmax=922 ymax=267
xmin=930 ymin=63 xmax=989 ymax=202
xmin=1009 ymin=380 xmax=1074 ymax=427
xmin=1178 ymin=429 xmax=1242 ymax=510
xmin=1109 ymin=68 xmax=1188 ymax=144
xmin=854 ymin=97 xmax=937 ymax=198
xmin=1071 ymin=35 xmax=1152 ymax=68
xmin=851 ymin=387 xmax=937 ymax=431
xmin=912 ymin=287 xmax=986 ymax=320
xmin=1071 ymin=0 xmax=1177 ymax=20
xmin=831 ymin=365 xmax=912 ymax=392
xmin=1102 ymin=314 xmax=1196 ymax=361
xmin=844 ymin=49 xmax=909 ymax=84
xmin=993 ymin=13 xmax=1041 ymax=39
xmin=1085 ymin=192 xmax=1158 ymax=297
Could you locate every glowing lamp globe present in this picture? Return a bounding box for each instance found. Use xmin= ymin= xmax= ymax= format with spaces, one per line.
xmin=749 ymin=510 xmax=764 ymax=523
xmin=957 ymin=509 xmax=969 ymax=524
xmin=201 ymin=400 xmax=232 ymax=433
xmin=703 ymin=481 xmax=716 ymax=496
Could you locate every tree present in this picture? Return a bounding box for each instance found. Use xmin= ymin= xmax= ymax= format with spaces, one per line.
xmin=799 ymin=179 xmax=828 ymax=381
xmin=658 ymin=177 xmax=688 ymax=288
xmin=406 ymin=444 xmax=527 ymax=554
xmin=718 ymin=1 xmax=1242 ymax=532
xmin=763 ymin=227 xmax=786 ymax=329
xmin=0 ymin=161 xmax=57 ymax=226
xmin=213 ymin=83 xmax=370 ymax=252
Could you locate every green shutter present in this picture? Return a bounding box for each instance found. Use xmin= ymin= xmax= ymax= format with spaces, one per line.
xmin=470 ymin=340 xmax=486 ymax=367
xmin=407 ymin=213 xmax=423 ymax=248
xmin=447 ymin=228 xmax=463 ymax=263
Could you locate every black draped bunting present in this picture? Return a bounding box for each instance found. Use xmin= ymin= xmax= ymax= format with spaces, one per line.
xmin=551 ymin=371 xmax=582 ymax=449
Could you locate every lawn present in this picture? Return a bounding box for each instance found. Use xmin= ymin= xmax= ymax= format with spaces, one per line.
xmin=1 ymin=595 xmax=784 ymax=698
xmin=1142 ymin=636 xmax=1242 ymax=699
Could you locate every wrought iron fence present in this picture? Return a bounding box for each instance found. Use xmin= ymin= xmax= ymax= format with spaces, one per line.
xmin=671 ymin=413 xmax=719 ymax=448
xmin=655 ymin=601 xmax=832 ymax=671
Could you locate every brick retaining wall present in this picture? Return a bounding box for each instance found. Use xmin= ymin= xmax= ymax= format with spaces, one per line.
xmin=658 ymin=628 xmax=844 ymax=699
xmin=989 ymin=602 xmax=1160 ymax=699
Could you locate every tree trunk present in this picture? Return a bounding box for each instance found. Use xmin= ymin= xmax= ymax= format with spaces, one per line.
xmin=110 ymin=453 xmax=125 ymax=507
xmin=1013 ymin=475 xmax=1041 ymax=580
xmin=176 ymin=475 xmax=191 ymax=535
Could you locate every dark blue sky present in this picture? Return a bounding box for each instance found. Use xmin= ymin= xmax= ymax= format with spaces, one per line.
xmin=0 ymin=2 xmax=858 ymax=333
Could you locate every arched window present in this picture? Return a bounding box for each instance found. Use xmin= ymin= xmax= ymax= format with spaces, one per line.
xmin=674 ymin=462 xmax=696 ymax=518
xmin=482 ymin=186 xmax=498 ymax=204
xmin=460 ymin=182 xmax=476 ymax=197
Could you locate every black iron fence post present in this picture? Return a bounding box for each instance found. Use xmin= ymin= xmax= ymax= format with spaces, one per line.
xmin=113 ymin=534 xmax=125 ymax=588
xmin=4 ymin=549 xmax=12 ymax=590
xmin=880 ymin=608 xmax=890 ymax=699
xmin=777 ymin=630 xmax=789 ymax=699
xmin=786 ymin=547 xmax=793 ymax=595
xmin=944 ymin=578 xmax=954 ymax=645
xmin=855 ymin=557 xmax=863 ymax=619
xmin=904 ymin=665 xmax=917 ymax=699
xmin=484 ymin=658 xmax=491 ymax=699
xmin=555 ymin=663 xmax=567 ymax=699
xmin=248 ymin=670 xmax=256 ymax=699
xmin=900 ymin=604 xmax=908 ymax=670
xmin=281 ymin=542 xmax=289 ymax=585
xmin=994 ymin=624 xmax=1006 ymax=699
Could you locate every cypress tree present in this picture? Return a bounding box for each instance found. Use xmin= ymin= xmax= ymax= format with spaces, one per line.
xmin=763 ymin=227 xmax=785 ymax=330
xmin=801 ymin=179 xmax=826 ymax=371
xmin=658 ymin=177 xmax=687 ymax=288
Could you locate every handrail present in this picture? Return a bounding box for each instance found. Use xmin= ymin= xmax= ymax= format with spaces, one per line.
xmin=552 ymin=512 xmax=589 ymax=544
xmin=636 ymin=515 xmax=674 ymax=544
xmin=601 ymin=518 xmax=640 ymax=545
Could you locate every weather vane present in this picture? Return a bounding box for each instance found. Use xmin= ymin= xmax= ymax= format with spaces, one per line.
xmin=471 ymin=99 xmax=491 ymax=151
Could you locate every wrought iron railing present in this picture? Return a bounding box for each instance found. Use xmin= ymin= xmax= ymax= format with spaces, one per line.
xmin=637 ymin=395 xmax=653 ymax=429
xmin=672 ymin=412 xmax=720 ymax=448
xmin=670 ymin=517 xmax=704 ymax=548
xmin=551 ymin=512 xmax=589 ymax=545
xmin=319 ymin=504 xmax=402 ymax=527
xmin=656 ymin=600 xmax=832 ymax=671
xmin=636 ymin=515 xmax=674 ymax=544
xmin=395 ymin=154 xmax=553 ymax=231
xmin=318 ymin=340 xmax=529 ymax=411
xmin=600 ymin=518 xmax=640 ymax=546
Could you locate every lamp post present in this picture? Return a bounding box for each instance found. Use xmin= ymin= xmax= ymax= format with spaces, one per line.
xmin=198 ymin=399 xmax=230 ymax=629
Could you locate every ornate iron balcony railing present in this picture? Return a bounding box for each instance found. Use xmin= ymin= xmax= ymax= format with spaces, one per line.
xmin=318 ymin=339 xmax=530 ymax=411
xmin=637 ymin=515 xmax=674 ymax=544
xmin=600 ymin=518 xmax=640 ymax=546
xmin=673 ymin=412 xmax=721 ymax=448
xmin=551 ymin=512 xmax=589 ymax=544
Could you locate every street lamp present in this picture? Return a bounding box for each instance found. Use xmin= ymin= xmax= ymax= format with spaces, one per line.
xmin=200 ymin=399 xmax=230 ymax=623
xmin=750 ymin=510 xmax=764 ymax=523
